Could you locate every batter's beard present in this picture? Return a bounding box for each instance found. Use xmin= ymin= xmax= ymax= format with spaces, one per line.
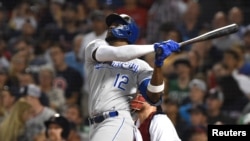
xmin=105 ymin=36 xmax=119 ymax=44
xmin=105 ymin=31 xmax=129 ymax=44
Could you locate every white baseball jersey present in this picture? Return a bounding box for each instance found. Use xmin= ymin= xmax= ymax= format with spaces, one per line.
xmin=135 ymin=114 xmax=182 ymax=141
xmin=85 ymin=39 xmax=153 ymax=116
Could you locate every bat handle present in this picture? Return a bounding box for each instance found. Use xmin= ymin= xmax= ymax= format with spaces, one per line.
xmin=179 ymin=40 xmax=193 ymax=48
xmin=179 ymin=42 xmax=183 ymax=47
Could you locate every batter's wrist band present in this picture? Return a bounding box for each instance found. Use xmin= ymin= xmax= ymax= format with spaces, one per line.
xmin=147 ymin=83 xmax=164 ymax=93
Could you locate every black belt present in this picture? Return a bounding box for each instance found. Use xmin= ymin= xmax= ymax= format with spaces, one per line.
xmin=88 ymin=111 xmax=119 ymax=124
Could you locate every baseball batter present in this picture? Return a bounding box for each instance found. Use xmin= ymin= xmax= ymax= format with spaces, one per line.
xmin=84 ymin=13 xmax=179 ymax=141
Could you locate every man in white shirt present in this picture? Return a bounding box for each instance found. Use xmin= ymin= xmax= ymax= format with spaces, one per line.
xmin=21 ymin=84 xmax=56 ymax=141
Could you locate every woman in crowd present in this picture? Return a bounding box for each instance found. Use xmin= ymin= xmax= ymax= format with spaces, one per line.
xmin=38 ymin=64 xmax=65 ymax=112
xmin=0 ymin=97 xmax=33 ymax=141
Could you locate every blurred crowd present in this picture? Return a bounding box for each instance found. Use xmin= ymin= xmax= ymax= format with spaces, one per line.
xmin=0 ymin=0 xmax=250 ymax=141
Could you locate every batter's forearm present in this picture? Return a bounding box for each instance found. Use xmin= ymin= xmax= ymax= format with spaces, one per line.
xmin=147 ymin=66 xmax=164 ymax=103
xmin=145 ymin=40 xmax=179 ymax=103
xmin=95 ymin=44 xmax=154 ymax=62
xmin=150 ymin=67 xmax=164 ymax=85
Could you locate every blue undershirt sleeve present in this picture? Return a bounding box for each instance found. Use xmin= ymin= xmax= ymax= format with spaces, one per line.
xmin=138 ymin=78 xmax=162 ymax=106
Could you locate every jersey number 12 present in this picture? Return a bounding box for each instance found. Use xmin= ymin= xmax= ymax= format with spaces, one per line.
xmin=114 ymin=73 xmax=129 ymax=91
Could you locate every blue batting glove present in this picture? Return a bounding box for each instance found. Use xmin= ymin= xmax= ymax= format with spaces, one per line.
xmin=162 ymin=40 xmax=180 ymax=52
xmin=154 ymin=42 xmax=172 ymax=67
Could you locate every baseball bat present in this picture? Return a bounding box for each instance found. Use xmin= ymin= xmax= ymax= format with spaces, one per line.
xmin=179 ymin=23 xmax=239 ymax=47
xmin=156 ymin=23 xmax=239 ymax=55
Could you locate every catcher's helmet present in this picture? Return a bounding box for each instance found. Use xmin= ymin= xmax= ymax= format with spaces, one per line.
xmin=44 ymin=113 xmax=71 ymax=139
xmin=130 ymin=94 xmax=146 ymax=111
xmin=106 ymin=13 xmax=139 ymax=44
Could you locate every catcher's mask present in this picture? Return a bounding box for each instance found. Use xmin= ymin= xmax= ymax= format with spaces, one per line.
xmin=130 ymin=94 xmax=146 ymax=111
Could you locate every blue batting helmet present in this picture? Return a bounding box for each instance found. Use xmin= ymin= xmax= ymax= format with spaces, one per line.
xmin=106 ymin=13 xmax=139 ymax=44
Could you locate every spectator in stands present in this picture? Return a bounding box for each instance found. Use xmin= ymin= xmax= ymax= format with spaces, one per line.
xmin=8 ymin=1 xmax=37 ymax=32
xmin=228 ymin=6 xmax=246 ymax=40
xmin=115 ymin=0 xmax=148 ymax=40
xmin=11 ymin=36 xmax=31 ymax=55
xmin=167 ymin=58 xmax=193 ymax=105
xmin=38 ymin=64 xmax=65 ymax=113
xmin=57 ymin=3 xmax=80 ymax=51
xmin=186 ymin=50 xmax=203 ymax=75
xmin=0 ymin=98 xmax=33 ymax=141
xmin=65 ymin=34 xmax=84 ymax=78
xmin=177 ymin=1 xmax=202 ymax=50
xmin=64 ymin=104 xmax=83 ymax=132
xmin=0 ymin=68 xmax=10 ymax=89
xmin=158 ymin=22 xmax=183 ymax=43
xmin=0 ymin=71 xmax=17 ymax=122
xmin=38 ymin=0 xmax=64 ymax=29
xmin=222 ymin=49 xmax=250 ymax=96
xmin=75 ymin=3 xmax=91 ymax=34
xmin=44 ymin=113 xmax=71 ymax=141
xmin=179 ymin=78 xmax=207 ymax=124
xmin=84 ymin=0 xmax=99 ymax=13
xmin=49 ymin=43 xmax=83 ymax=105
xmin=44 ymin=113 xmax=81 ymax=141
xmin=189 ymin=105 xmax=207 ymax=128
xmin=63 ymin=104 xmax=85 ymax=141
xmin=211 ymin=11 xmax=240 ymax=51
xmin=146 ymin=0 xmax=183 ymax=43
xmin=0 ymin=85 xmax=19 ymax=121
xmin=21 ymin=84 xmax=56 ymax=141
xmin=16 ymin=67 xmax=50 ymax=107
xmin=11 ymin=38 xmax=47 ymax=73
xmin=8 ymin=53 xmax=29 ymax=87
xmin=18 ymin=68 xmax=36 ymax=87
xmin=0 ymin=6 xmax=12 ymax=40
xmin=19 ymin=19 xmax=38 ymax=43
xmin=190 ymin=36 xmax=223 ymax=74
xmin=180 ymin=104 xmax=208 ymax=141
xmin=211 ymin=11 xmax=228 ymax=31
xmin=223 ymin=48 xmax=247 ymax=75
xmin=205 ymin=88 xmax=235 ymax=124
xmin=233 ymin=46 xmax=250 ymax=76
xmin=212 ymin=62 xmax=249 ymax=120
